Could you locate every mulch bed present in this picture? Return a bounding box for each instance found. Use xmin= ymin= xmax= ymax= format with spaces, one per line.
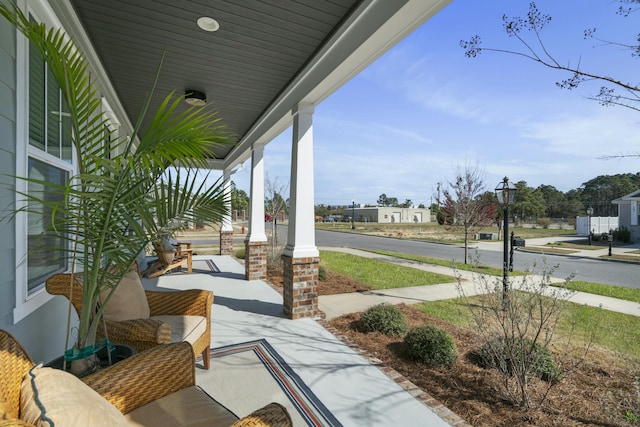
xmin=267 ymin=269 xmax=639 ymax=427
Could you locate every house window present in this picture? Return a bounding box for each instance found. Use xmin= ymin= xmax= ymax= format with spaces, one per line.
xmin=14 ymin=2 xmax=121 ymax=322
xmin=26 ymin=158 xmax=69 ymax=291
xmin=25 ymin=24 xmax=74 ymax=294
xmin=28 ymin=17 xmax=72 ymax=161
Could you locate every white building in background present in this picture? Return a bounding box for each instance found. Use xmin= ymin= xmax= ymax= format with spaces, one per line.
xmin=344 ymin=207 xmax=432 ymax=224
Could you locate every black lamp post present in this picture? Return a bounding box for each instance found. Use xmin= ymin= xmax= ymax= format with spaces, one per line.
xmin=586 ymin=206 xmax=593 ymax=245
xmin=351 ymin=200 xmax=356 ymax=230
xmin=495 ymin=177 xmax=517 ymax=301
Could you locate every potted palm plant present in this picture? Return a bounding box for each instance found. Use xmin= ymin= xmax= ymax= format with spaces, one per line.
xmin=1 ymin=4 xmax=232 ymax=375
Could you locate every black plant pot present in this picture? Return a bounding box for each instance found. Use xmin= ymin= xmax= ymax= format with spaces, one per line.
xmin=45 ymin=343 xmax=136 ymax=373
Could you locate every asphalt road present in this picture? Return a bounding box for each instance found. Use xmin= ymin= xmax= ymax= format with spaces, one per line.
xmin=313 ymin=228 xmax=639 ymax=289
xmin=190 ymin=225 xmax=638 ymax=289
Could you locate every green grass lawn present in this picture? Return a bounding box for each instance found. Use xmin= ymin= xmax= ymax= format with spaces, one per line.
xmin=318 ymin=250 xmax=640 ymax=360
xmin=319 ymin=250 xmax=456 ymax=290
xmin=364 ymin=249 xmax=525 ymax=276
xmin=566 ymin=281 xmax=640 ymax=303
xmin=415 ymin=296 xmax=640 ymax=359
xmin=363 ymin=250 xmax=640 ymax=304
xmin=545 ymin=241 xmax=604 ymax=251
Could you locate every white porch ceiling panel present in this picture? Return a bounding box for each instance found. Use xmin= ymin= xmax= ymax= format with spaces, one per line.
xmin=54 ymin=0 xmax=450 ymax=170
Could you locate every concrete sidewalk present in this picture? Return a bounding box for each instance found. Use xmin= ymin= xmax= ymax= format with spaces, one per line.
xmin=143 ymin=255 xmax=458 ymax=427
xmin=318 ymin=246 xmax=640 ymax=320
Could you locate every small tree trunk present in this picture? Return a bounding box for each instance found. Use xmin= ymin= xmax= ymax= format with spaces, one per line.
xmin=464 ymin=227 xmax=468 ymax=264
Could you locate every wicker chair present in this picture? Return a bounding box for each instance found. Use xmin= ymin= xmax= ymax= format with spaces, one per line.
xmin=0 ymin=330 xmax=292 ymax=426
xmin=45 ymin=272 xmax=213 ymax=369
xmin=142 ymin=241 xmax=193 ymax=279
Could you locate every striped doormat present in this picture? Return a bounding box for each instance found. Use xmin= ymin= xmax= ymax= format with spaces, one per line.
xmin=191 ymin=259 xmax=220 ymax=273
xmin=197 ymin=339 xmax=342 ymax=426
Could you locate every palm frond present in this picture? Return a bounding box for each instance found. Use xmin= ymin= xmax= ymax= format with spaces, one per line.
xmin=1 ymin=3 xmax=234 ymax=351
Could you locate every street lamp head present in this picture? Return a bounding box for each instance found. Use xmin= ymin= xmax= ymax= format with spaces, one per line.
xmin=587 ymin=206 xmax=594 ymax=216
xmin=495 ymin=176 xmax=517 ymax=206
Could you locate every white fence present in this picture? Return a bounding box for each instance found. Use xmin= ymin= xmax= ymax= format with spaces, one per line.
xmin=575 ymin=216 xmax=618 ymax=235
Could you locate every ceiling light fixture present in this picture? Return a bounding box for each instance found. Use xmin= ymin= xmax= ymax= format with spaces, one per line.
xmin=197 ymin=16 xmax=220 ymax=32
xmin=184 ymin=90 xmax=207 ymax=106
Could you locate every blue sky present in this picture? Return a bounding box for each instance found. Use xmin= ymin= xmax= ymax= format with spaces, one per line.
xmin=229 ymin=0 xmax=640 ymax=207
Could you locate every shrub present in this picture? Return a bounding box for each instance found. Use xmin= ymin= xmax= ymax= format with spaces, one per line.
xmin=359 ymin=303 xmax=408 ymax=336
xmin=537 ymin=217 xmax=552 ymax=229
xmin=475 ymin=336 xmax=562 ymax=383
xmin=404 ymin=325 xmax=457 ymax=367
xmin=318 ymin=265 xmax=327 ymax=281
xmin=614 ymin=226 xmax=631 ymax=243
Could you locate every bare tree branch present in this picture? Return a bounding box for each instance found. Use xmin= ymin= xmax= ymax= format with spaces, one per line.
xmin=460 ymin=2 xmax=640 ymax=113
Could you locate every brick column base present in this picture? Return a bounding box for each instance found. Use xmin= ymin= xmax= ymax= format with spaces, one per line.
xmin=245 ymin=241 xmax=267 ymax=280
xmin=282 ymin=255 xmax=320 ymax=319
xmin=219 ymin=230 xmax=234 ymax=256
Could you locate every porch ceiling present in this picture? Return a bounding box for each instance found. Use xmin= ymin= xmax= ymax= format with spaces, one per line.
xmin=57 ymin=0 xmax=450 ymax=170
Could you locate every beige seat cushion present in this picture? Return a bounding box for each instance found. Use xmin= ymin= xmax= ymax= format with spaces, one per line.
xmin=101 ymin=270 xmax=151 ymax=321
xmin=20 ymin=365 xmax=128 ymax=427
xmin=125 ymin=385 xmax=238 ymax=427
xmin=150 ymin=315 xmax=207 ymax=345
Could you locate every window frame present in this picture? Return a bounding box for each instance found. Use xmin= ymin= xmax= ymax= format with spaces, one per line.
xmin=14 ymin=1 xmax=76 ymax=323
xmin=13 ymin=0 xmax=124 ymax=324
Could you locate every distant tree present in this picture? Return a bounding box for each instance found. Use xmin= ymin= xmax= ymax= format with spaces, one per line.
xmin=439 ymin=165 xmax=498 ymax=264
xmin=265 ymin=174 xmax=289 ymax=247
xmin=580 ymin=174 xmax=636 ymax=216
xmin=315 ymin=204 xmax=329 ymax=217
xmin=399 ymin=199 xmax=413 ymax=208
xmin=563 ymin=189 xmax=585 ymax=218
xmin=513 ymin=181 xmax=546 ymax=222
xmin=377 ymin=194 xmax=390 ymax=206
xmin=418 ymin=203 xmax=426 ymax=209
xmin=388 ymin=197 xmax=399 ymax=207
xmin=230 ymin=181 xmax=249 ymax=213
xmin=536 ymin=185 xmax=566 ymax=218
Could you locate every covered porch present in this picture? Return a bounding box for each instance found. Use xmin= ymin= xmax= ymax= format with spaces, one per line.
xmin=142 ymin=254 xmax=458 ymax=426
xmin=51 ymin=0 xmax=452 ymax=320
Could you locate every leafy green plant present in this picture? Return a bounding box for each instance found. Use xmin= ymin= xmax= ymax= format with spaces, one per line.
xmin=614 ymin=226 xmax=631 ymax=243
xmin=458 ymin=263 xmax=574 ymax=408
xmin=1 ymin=4 xmax=232 ymax=373
xmin=359 ymin=303 xmax=408 ymax=336
xmin=623 ymin=410 xmax=639 ymax=423
xmin=475 ymin=336 xmax=562 ymax=383
xmin=318 ymin=265 xmax=327 ymax=281
xmin=404 ymin=325 xmax=457 ymax=367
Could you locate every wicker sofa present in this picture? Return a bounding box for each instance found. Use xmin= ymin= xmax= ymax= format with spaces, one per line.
xmin=0 ymin=330 xmax=292 ymax=427
xmin=46 ymin=271 xmax=213 ymax=369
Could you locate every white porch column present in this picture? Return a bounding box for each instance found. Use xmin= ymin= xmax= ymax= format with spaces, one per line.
xmin=283 ymin=103 xmax=319 ymax=259
xmin=245 ymin=144 xmax=268 ymax=280
xmin=282 ymin=103 xmax=320 ymax=319
xmin=219 ymin=168 xmax=234 ymax=255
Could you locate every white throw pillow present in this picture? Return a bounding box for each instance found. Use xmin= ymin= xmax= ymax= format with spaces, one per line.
xmin=101 ymin=269 xmax=151 ymax=321
xmin=20 ymin=365 xmax=128 ymax=427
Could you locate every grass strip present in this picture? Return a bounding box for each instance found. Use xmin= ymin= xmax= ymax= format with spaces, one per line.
xmin=416 ymin=296 xmax=640 ymax=359
xmin=566 ymin=281 xmax=640 ymax=303
xmin=363 ymin=249 xmax=525 ymax=276
xmin=319 ymin=251 xmax=456 ymax=290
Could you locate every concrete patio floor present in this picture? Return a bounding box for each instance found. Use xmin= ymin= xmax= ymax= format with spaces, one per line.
xmin=141 ymin=255 xmax=460 ymax=427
